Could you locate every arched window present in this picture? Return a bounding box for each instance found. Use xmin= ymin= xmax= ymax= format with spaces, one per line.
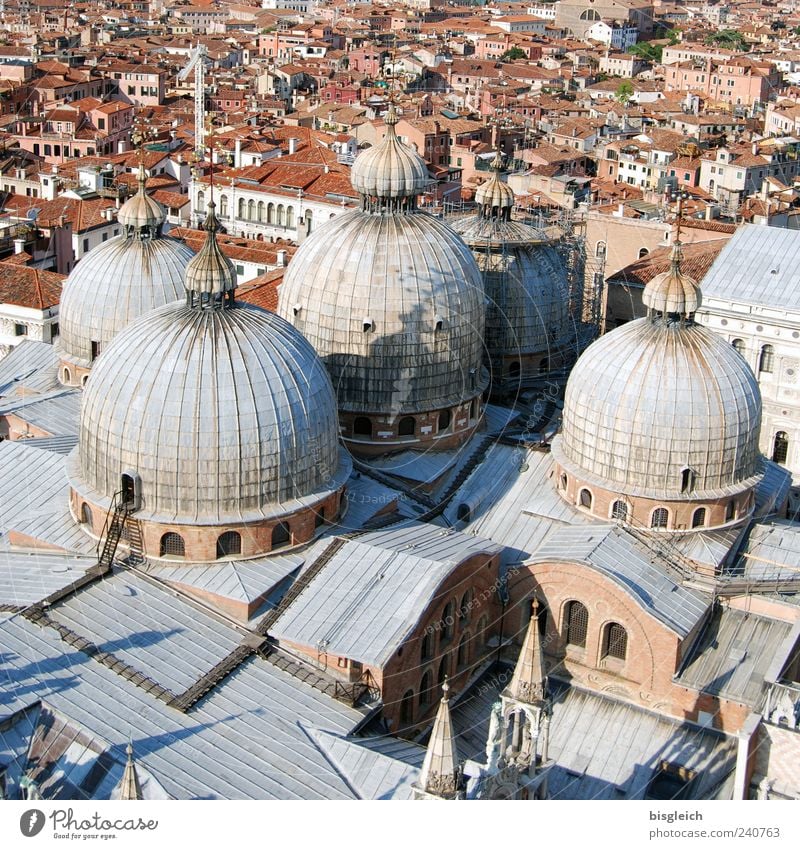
xmin=286 ymin=206 xmax=295 ymax=228
xmin=400 ymin=689 xmax=414 ymax=726
xmin=306 ymin=211 xmax=313 ymax=234
xmin=257 ymin=201 xmax=265 ymax=222
xmin=759 ymin=344 xmax=774 ymax=374
xmin=725 ymin=500 xmax=736 ymax=522
xmin=398 ymin=416 xmax=416 ymax=436
xmin=160 ymin=532 xmax=185 ymax=558
xmin=602 ymin=622 xmax=628 ymax=661
xmin=438 ymin=409 xmax=451 ymax=432
xmin=272 ymin=522 xmax=291 ymax=548
xmin=247 ymin=199 xmax=255 ymax=221
xmin=437 ymin=655 xmax=449 ymax=689
xmin=457 ymin=634 xmax=469 ymax=669
xmin=216 ymin=530 xmax=241 ymax=558
xmin=456 ymin=503 xmax=471 ymax=523
xmin=421 ymin=631 xmax=433 ymax=661
xmin=80 ymin=503 xmax=93 ymax=526
xmin=459 ymin=590 xmax=472 ymax=624
xmin=559 ymin=473 xmax=567 ymax=490
xmin=595 ymin=240 xmax=606 ymax=258
xmin=681 ymin=468 xmax=695 ymax=493
xmin=580 ymin=8 xmax=600 ymax=20
xmin=508 ymin=361 xmax=521 ymax=378
xmin=732 ymin=338 xmax=745 ymax=356
xmin=477 ymin=615 xmax=489 ymax=649
xmin=238 ymin=197 xmax=246 ymax=218
xmin=442 ymin=600 xmax=456 ymax=642
xmin=773 ymin=431 xmax=789 ymax=465
xmin=278 ymin=204 xmax=286 ymax=226
xmin=353 ymin=416 xmax=372 ymax=436
xmin=197 ymin=190 xmax=205 ymax=210
xmin=267 ymin=202 xmax=275 ymax=224
xmin=565 ymin=600 xmax=588 ymax=648
xmin=219 ymin=194 xmax=228 ymax=217
xmin=691 ymin=507 xmax=706 ymax=528
xmin=611 ymin=499 xmax=627 ymax=521
xmin=579 ymin=488 xmax=593 ymax=509
xmin=62 ymin=367 xmax=71 ymax=384
xmin=638 ymin=247 xmax=649 ymax=259
xmin=81 ymin=375 xmax=88 ymax=387
xmin=419 ymin=670 xmax=433 ymax=707
xmin=651 ymin=507 xmax=669 ymax=529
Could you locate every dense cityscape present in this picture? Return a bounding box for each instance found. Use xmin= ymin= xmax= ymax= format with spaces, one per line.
xmin=0 ymin=0 xmax=798 ymax=807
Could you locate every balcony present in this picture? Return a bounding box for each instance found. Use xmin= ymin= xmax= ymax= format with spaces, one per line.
xmin=763 ymin=682 xmax=800 ymax=730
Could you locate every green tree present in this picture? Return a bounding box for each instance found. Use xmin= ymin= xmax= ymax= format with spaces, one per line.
xmin=614 ymin=80 xmax=634 ymax=105
xmin=705 ymin=29 xmax=748 ymax=50
xmin=499 ymin=47 xmax=526 ymax=62
xmin=627 ymin=41 xmax=663 ymax=62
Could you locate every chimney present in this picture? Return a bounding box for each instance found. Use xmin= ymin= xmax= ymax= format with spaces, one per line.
xmin=235 ymin=138 xmax=242 ymax=167
xmin=288 ymin=137 xmax=298 ymax=154
xmin=276 ymin=249 xmax=287 ymax=267
xmin=752 ymin=140 xmax=759 ymax=156
xmin=13 ymin=238 xmax=26 ymax=255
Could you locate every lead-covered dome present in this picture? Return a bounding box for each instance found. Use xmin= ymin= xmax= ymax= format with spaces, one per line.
xmin=69 ymin=301 xmax=348 ymax=524
xmin=280 ymin=209 xmax=486 ymax=415
xmin=69 ymin=205 xmax=350 ymax=533
xmin=552 ymin=249 xmax=762 ymax=512
xmin=57 ymin=168 xmax=193 ymax=383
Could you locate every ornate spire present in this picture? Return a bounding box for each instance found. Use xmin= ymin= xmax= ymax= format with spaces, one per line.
xmin=474 ymin=141 xmax=514 ymax=220
xmin=116 ymin=740 xmax=143 ymax=801
xmin=118 ymin=121 xmax=165 ymax=238
xmin=505 ymin=600 xmax=548 ymax=705
xmin=350 ymin=103 xmax=430 ymax=211
xmin=415 ymin=678 xmax=461 ymax=799
xmin=642 ymin=240 xmax=702 ymax=320
xmin=184 ymin=202 xmax=237 ymax=310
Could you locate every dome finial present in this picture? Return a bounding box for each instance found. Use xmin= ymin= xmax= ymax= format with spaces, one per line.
xmin=350 ymin=100 xmax=429 ymax=210
xmin=475 ymin=138 xmax=514 ymax=219
xmin=184 ymin=200 xmax=237 ymax=309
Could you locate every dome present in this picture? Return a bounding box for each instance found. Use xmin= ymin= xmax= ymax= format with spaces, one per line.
xmin=642 ymin=242 xmax=702 ymax=317
xmin=474 ymin=150 xmax=514 ymax=212
xmin=350 ymin=105 xmax=430 ymax=201
xmin=278 ymin=208 xmax=487 ymax=414
xmin=553 ymin=318 xmax=763 ymax=500
xmin=58 ymin=235 xmax=195 ymax=370
xmin=475 ymin=243 xmax=571 ymax=358
xmin=184 ymin=201 xmax=236 ymax=300
xmin=117 ymin=166 xmax=165 ymax=233
xmin=70 ymin=299 xmax=350 ymax=525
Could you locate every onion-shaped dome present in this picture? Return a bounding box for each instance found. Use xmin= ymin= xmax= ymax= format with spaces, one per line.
xmin=69 ymin=206 xmax=350 ymax=525
xmin=117 ymin=164 xmax=166 ymax=235
xmin=552 ymin=258 xmax=762 ymax=501
xmin=184 ymin=201 xmax=236 ymax=302
xmin=642 ymin=241 xmax=702 ymax=317
xmin=57 ymin=167 xmax=193 ymax=372
xmin=474 ymin=149 xmax=515 ymax=216
xmin=279 ymin=210 xmax=487 ymax=414
xmin=350 ymin=104 xmax=430 ymax=203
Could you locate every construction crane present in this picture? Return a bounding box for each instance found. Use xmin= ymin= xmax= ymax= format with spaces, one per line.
xmin=178 ymin=44 xmax=209 ymax=158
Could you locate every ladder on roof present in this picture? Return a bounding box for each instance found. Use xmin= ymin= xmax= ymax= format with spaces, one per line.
xmin=96 ymin=491 xmax=129 ymax=571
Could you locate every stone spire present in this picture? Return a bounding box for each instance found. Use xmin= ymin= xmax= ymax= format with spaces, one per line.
xmin=184 ymin=201 xmax=237 ymax=309
xmin=505 ymin=600 xmax=547 ymax=705
xmin=116 ymin=740 xmax=143 ymax=801
xmin=415 ymin=678 xmax=461 ymax=799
